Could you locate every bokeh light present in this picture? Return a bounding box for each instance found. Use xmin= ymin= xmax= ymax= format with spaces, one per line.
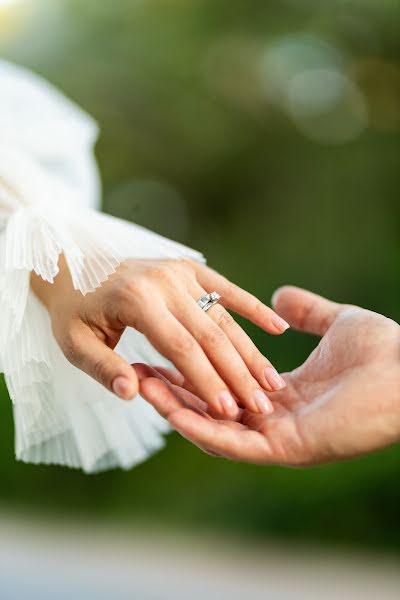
xmin=259 ymin=33 xmax=369 ymax=144
xmin=286 ymin=69 xmax=368 ymax=143
xmin=0 ymin=0 xmax=30 ymax=40
xmin=0 ymin=0 xmax=23 ymax=6
xmin=260 ymin=34 xmax=344 ymax=105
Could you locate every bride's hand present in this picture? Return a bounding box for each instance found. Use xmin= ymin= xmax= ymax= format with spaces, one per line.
xmin=31 ymin=257 xmax=289 ymax=417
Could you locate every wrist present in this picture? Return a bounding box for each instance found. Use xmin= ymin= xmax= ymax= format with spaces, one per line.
xmin=30 ymin=254 xmax=75 ymax=316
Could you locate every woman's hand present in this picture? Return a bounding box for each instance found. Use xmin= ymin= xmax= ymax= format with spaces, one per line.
xmin=31 ymin=257 xmax=289 ymax=418
xmin=136 ymin=287 xmax=400 ymax=464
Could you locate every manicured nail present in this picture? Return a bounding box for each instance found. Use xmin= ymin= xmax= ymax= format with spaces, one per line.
xmin=112 ymin=376 xmax=133 ymax=400
xmin=218 ymin=391 xmax=237 ymax=416
xmin=253 ymin=390 xmax=274 ymax=414
xmin=264 ymin=367 xmax=286 ymax=391
xmin=271 ymin=315 xmax=290 ymax=333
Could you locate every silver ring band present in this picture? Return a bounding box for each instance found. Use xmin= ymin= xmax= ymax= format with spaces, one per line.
xmin=197 ymin=291 xmax=222 ymax=312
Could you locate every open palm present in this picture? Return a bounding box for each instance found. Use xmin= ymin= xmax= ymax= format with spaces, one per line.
xmin=137 ymin=287 xmax=400 ymax=466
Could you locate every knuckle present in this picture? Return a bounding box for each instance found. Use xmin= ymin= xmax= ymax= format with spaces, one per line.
xmin=149 ymin=264 xmax=175 ymax=284
xmin=253 ymin=299 xmax=268 ymax=319
xmin=181 ymin=257 xmax=194 ymax=268
xmin=179 ymin=258 xmax=196 ymax=274
xmin=249 ymin=347 xmax=265 ymax=367
xmin=168 ymin=258 xmax=185 ymax=272
xmin=115 ymin=279 xmax=147 ymax=303
xmin=174 ymin=259 xmax=196 ymax=282
xmin=236 ymin=368 xmax=253 ymax=386
xmin=128 ymin=278 xmax=149 ymax=297
xmin=199 ymin=324 xmax=227 ymax=348
xmin=170 ymin=332 xmax=195 ymax=355
xmin=299 ymin=298 xmax=321 ymax=332
xmin=225 ymin=281 xmax=241 ymax=298
xmin=216 ymin=310 xmax=236 ymax=330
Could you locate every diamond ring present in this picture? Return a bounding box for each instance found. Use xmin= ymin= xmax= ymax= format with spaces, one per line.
xmin=196 ymin=292 xmax=222 ymax=312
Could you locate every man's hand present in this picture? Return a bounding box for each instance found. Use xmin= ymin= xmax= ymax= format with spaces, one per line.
xmin=136 ymin=287 xmax=400 ymax=466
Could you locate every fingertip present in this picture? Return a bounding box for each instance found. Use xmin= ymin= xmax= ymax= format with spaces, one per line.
xmin=132 ymin=363 xmax=156 ymax=381
xmin=270 ymin=314 xmax=291 ymax=334
xmin=253 ymin=390 xmax=274 ymax=415
xmin=112 ymin=375 xmax=138 ymax=401
xmin=271 ymin=286 xmax=297 ymax=311
xmin=264 ymin=367 xmax=287 ymax=392
xmin=79 ymin=329 xmax=139 ymax=400
xmin=140 ymin=376 xmax=166 ymax=398
xmin=217 ymin=391 xmax=240 ymax=420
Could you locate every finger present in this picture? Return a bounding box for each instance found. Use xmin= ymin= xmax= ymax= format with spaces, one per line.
xmin=272 ymin=286 xmax=343 ymax=336
xmin=149 ymin=367 xmax=211 ymax=410
xmin=133 ymin=301 xmax=240 ymax=419
xmin=169 ymin=409 xmax=274 ymax=463
xmin=64 ymin=322 xmax=139 ymax=400
xmin=193 ymin=263 xmax=290 ymax=334
xmin=151 ymin=368 xmax=211 ymax=411
xmin=204 ymin=302 xmax=287 ymax=393
xmin=134 ymin=363 xmax=184 ymax=387
xmin=139 ymin=375 xmax=209 ymax=416
xmin=187 ymin=281 xmax=286 ymax=393
xmin=152 ymin=367 xmax=185 ymax=386
xmin=171 ymin=290 xmax=275 ymax=415
xmin=134 ymin=363 xmax=207 ymax=411
xmin=134 ymin=363 xmax=157 ymax=381
xmin=139 ymin=377 xmax=186 ymax=419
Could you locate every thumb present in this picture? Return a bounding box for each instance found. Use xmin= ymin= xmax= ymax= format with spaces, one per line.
xmin=271 ymin=286 xmax=342 ymax=336
xmin=63 ymin=323 xmax=139 ymax=400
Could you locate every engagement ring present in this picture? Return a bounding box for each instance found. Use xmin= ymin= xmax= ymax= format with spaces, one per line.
xmin=196 ymin=292 xmax=221 ymax=312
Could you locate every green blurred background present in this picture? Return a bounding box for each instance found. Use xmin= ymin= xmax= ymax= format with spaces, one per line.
xmin=0 ymin=0 xmax=399 ymax=553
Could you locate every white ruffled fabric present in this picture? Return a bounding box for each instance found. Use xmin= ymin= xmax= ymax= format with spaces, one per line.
xmin=0 ymin=60 xmax=204 ymax=473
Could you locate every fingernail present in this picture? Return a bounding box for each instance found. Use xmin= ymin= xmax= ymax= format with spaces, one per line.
xmin=271 ymin=315 xmax=290 ymax=333
xmin=218 ymin=391 xmax=237 ymax=416
xmin=113 ymin=376 xmax=133 ymax=400
xmin=253 ymin=390 xmax=274 ymax=414
xmin=264 ymin=367 xmax=286 ymax=391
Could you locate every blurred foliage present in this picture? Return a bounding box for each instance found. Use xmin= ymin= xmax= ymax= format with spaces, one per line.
xmin=0 ymin=0 xmax=399 ymax=551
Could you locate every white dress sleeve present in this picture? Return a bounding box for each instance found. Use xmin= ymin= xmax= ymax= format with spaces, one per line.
xmin=0 ymin=60 xmax=204 ymax=473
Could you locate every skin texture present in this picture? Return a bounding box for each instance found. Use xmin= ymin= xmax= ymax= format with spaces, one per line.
xmin=136 ymin=286 xmax=400 ymax=466
xmin=31 ymin=257 xmax=289 ymax=418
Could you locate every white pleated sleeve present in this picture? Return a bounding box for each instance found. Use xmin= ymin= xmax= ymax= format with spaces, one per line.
xmin=0 ymin=60 xmax=204 ymax=473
